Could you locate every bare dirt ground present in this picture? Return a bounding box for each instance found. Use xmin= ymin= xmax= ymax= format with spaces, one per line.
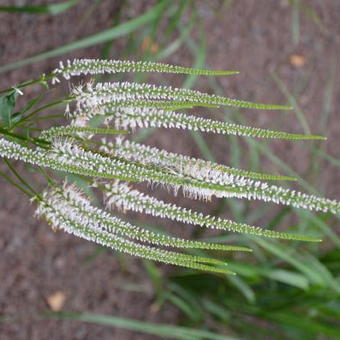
xmin=0 ymin=0 xmax=339 ymax=339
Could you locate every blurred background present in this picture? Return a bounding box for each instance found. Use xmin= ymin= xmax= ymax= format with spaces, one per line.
xmin=0 ymin=1 xmax=339 ymax=339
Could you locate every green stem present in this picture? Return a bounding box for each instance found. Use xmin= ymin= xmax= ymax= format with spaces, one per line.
xmin=0 ymin=169 xmax=32 ymax=197
xmin=23 ymin=114 xmax=65 ymax=124
xmin=3 ymin=158 xmax=40 ymax=198
xmin=0 ymin=73 xmax=56 ymax=96
xmin=0 ymin=126 xmax=28 ymax=141
xmin=12 ymin=98 xmax=70 ymax=129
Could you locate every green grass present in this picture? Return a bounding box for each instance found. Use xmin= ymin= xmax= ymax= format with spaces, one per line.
xmin=45 ymin=311 xmax=237 ymax=340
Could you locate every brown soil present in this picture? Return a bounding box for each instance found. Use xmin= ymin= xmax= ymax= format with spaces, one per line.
xmin=1 ymin=1 xmax=339 ymax=339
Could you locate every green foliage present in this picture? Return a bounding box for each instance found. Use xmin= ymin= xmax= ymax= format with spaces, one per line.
xmin=45 ymin=311 xmax=236 ymax=340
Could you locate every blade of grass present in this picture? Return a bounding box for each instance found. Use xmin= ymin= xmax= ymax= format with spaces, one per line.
xmin=290 ymin=0 xmax=301 ymax=46
xmin=0 ymin=1 xmax=168 ymax=73
xmin=164 ymin=0 xmax=191 ymax=39
xmin=45 ymin=311 xmax=237 ymax=340
xmin=0 ymin=0 xmax=78 ymax=15
xmin=265 ymin=312 xmax=340 ymax=337
xmin=271 ymin=71 xmax=311 ymax=134
xmin=254 ymin=237 xmax=338 ymax=289
xmin=0 ymin=170 xmax=32 ymax=197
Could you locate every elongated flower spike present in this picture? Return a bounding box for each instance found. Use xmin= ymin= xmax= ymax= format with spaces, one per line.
xmin=54 ymin=58 xmax=240 ymax=80
xmin=35 ymin=183 xmax=235 ymax=274
xmin=68 ymin=99 xmax=219 ymax=119
xmin=71 ymin=81 xmax=292 ymax=111
xmin=1 ymin=137 xmax=339 ymax=215
xmin=1 ymin=59 xmax=338 ymax=275
xmin=101 ymin=137 xmax=296 ymax=182
xmin=99 ymin=138 xmax=340 ymax=215
xmin=103 ymin=181 xmax=321 ymax=242
xmin=101 ymin=106 xmax=325 ymax=141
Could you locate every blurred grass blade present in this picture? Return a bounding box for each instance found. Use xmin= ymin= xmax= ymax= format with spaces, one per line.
xmin=164 ymin=0 xmax=191 ymax=39
xmin=227 ymin=275 xmax=256 ymax=303
xmin=255 ymin=238 xmax=328 ymax=287
xmin=267 ymin=269 xmax=309 ymax=289
xmin=266 ymin=312 xmax=340 ymax=337
xmin=0 ymin=0 xmax=78 ymax=15
xmin=143 ymin=260 xmax=163 ymax=295
xmin=290 ymin=0 xmax=300 ymax=45
xmin=271 ymin=71 xmax=311 ymax=134
xmin=0 ymin=1 xmax=167 ymax=74
xmin=156 ymin=7 xmax=196 ymax=60
xmin=47 ymin=311 xmax=237 ymax=340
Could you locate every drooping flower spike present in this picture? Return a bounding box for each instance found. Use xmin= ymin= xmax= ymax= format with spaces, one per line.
xmin=54 ymin=58 xmax=240 ymax=80
xmin=101 ymin=137 xmax=296 ymax=182
xmin=69 ymin=80 xmax=323 ymax=141
xmin=103 ymin=181 xmax=321 ymax=242
xmin=102 ymin=107 xmax=325 ymax=141
xmin=35 ymin=183 xmax=236 ymax=274
xmin=1 ymin=58 xmax=338 ymax=275
xmin=71 ymin=81 xmax=292 ymax=112
xmin=1 ymin=137 xmax=339 ymax=215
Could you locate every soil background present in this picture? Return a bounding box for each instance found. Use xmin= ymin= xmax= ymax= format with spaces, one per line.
xmin=0 ymin=1 xmax=339 ymax=339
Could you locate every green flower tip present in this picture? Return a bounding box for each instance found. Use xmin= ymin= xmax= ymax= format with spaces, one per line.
xmin=239 ymin=246 xmax=253 ymax=252
xmin=282 ymin=134 xmax=327 ymax=141
xmin=212 ymin=264 xmax=236 ymax=275
xmin=275 ymin=104 xmax=293 ymax=110
xmin=265 ymin=174 xmax=297 ymax=181
xmin=302 ymin=135 xmax=327 ymax=141
xmin=221 ymin=269 xmax=236 ymax=275
xmin=218 ymin=70 xmax=240 ymax=76
xmin=284 ymin=176 xmax=298 ymax=181
xmin=292 ymin=235 xmax=322 ymax=242
xmin=309 ymin=237 xmax=323 ymax=243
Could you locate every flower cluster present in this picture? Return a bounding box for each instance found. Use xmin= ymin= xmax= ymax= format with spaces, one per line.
xmin=100 ymin=138 xmax=340 ymax=214
xmin=35 ymin=183 xmax=235 ymax=274
xmin=54 ymin=58 xmax=239 ymax=80
xmin=101 ymin=107 xmax=324 ymax=140
xmin=1 ymin=58 xmax=339 ymax=275
xmin=103 ymin=181 xmax=320 ymax=242
xmin=101 ymin=138 xmax=294 ymax=181
xmin=71 ymin=81 xmax=292 ymax=115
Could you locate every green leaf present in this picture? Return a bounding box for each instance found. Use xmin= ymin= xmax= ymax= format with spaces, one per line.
xmin=254 ymin=238 xmax=334 ymax=288
xmin=266 ymin=269 xmax=309 ymax=289
xmin=0 ymin=0 xmax=78 ymax=15
xmin=0 ymin=92 xmax=18 ymax=127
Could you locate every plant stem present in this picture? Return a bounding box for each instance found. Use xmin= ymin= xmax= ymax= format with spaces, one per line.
xmin=3 ymin=158 xmax=40 ymax=198
xmin=0 ymin=169 xmax=32 ymax=197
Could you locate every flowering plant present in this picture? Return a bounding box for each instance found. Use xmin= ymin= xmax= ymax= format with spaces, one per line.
xmin=1 ymin=59 xmax=338 ymax=274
